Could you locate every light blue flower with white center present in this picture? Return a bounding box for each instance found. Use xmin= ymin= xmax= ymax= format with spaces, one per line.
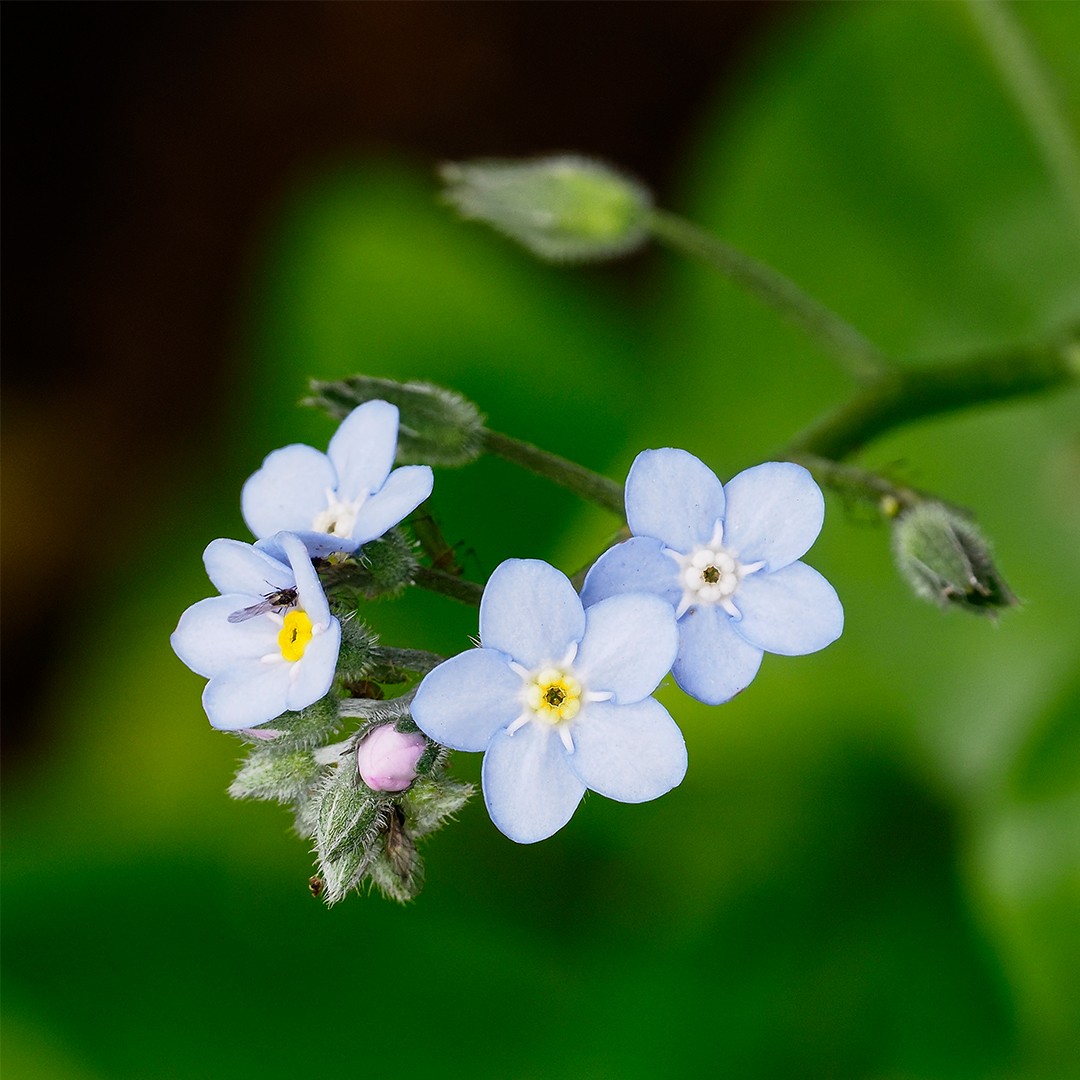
xmin=581 ymin=449 xmax=843 ymax=706
xmin=411 ymin=559 xmax=686 ymax=844
xmin=241 ymin=400 xmax=434 ymax=555
xmin=171 ymin=532 xmax=341 ymax=731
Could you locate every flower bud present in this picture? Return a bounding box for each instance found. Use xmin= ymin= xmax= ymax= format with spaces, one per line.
xmin=439 ymin=155 xmax=652 ymax=263
xmin=357 ymin=724 xmax=428 ymax=793
xmin=307 ymin=376 xmax=484 ymax=467
xmin=892 ymin=502 xmax=1017 ymax=615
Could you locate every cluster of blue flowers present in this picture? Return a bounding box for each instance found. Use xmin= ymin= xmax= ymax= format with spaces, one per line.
xmin=171 ymin=401 xmax=434 ymax=731
xmin=173 ymin=403 xmax=842 ymax=847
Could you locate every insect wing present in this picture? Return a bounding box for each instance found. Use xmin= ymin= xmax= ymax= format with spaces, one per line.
xmin=227 ymin=599 xmax=275 ymax=623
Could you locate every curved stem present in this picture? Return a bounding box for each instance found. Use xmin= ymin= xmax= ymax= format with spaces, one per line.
xmin=647 ymin=209 xmax=891 ymax=381
xmin=785 ymin=331 xmax=1079 ymax=461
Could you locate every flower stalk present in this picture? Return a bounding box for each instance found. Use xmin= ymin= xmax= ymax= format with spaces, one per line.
xmin=784 ymin=329 xmax=1080 ymax=462
xmin=646 ymin=208 xmax=891 ymax=381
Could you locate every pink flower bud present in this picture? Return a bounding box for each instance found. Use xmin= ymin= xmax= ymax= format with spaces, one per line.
xmin=356 ymin=725 xmax=427 ymax=792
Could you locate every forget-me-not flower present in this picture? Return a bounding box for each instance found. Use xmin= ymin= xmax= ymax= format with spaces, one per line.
xmin=241 ymin=400 xmax=434 ymax=554
xmin=171 ymin=532 xmax=341 ymax=730
xmin=581 ymin=449 xmax=843 ymax=706
xmin=411 ymin=559 xmax=686 ymax=844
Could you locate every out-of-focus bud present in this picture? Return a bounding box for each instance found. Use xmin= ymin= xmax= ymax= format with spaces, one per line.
xmin=307 ymin=376 xmax=484 ymax=467
xmin=892 ymin=502 xmax=1017 ymax=616
xmin=357 ymin=724 xmax=428 ymax=793
xmin=439 ymin=155 xmax=652 ymax=263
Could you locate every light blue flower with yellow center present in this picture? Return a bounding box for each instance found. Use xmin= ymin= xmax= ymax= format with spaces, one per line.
xmin=582 ymin=449 xmax=843 ymax=706
xmin=171 ymin=532 xmax=341 ymax=731
xmin=241 ymin=400 xmax=433 ymax=554
xmin=412 ymin=559 xmax=686 ymax=844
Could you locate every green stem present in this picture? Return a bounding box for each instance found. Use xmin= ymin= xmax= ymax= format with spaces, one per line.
xmin=785 ymin=331 xmax=1079 ymax=461
xmin=967 ymin=0 xmax=1080 ymax=233
xmin=373 ymin=648 xmax=446 ymax=675
xmin=787 ymin=453 xmax=921 ymax=518
xmin=647 ymin=208 xmax=891 ymax=381
xmin=413 ymin=566 xmax=485 ymax=607
xmin=481 ymin=428 xmax=624 ymax=515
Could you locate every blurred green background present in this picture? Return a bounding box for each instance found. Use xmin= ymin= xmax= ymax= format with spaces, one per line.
xmin=4 ymin=3 xmax=1079 ymax=1078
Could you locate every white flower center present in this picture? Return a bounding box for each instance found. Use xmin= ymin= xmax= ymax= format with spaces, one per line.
xmin=666 ymin=521 xmax=765 ymax=619
xmin=311 ymin=487 xmax=368 ymax=538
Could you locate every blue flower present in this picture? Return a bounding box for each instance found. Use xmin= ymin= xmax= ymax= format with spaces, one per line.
xmin=171 ymin=532 xmax=341 ymax=730
xmin=581 ymin=449 xmax=843 ymax=706
xmin=241 ymin=400 xmax=434 ymax=554
xmin=411 ymin=559 xmax=686 ymax=844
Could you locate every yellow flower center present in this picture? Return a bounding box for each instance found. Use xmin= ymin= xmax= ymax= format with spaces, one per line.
xmin=525 ymin=667 xmax=582 ymax=724
xmin=278 ymin=610 xmax=314 ymax=662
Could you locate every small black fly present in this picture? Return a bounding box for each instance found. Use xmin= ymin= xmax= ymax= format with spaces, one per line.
xmin=227 ymin=586 xmax=299 ymax=624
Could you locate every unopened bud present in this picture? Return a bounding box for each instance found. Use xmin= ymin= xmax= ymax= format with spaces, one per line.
xmin=439 ymin=155 xmax=652 ymax=263
xmin=307 ymin=376 xmax=484 ymax=467
xmin=357 ymin=724 xmax=428 ymax=793
xmin=892 ymin=502 xmax=1017 ymax=616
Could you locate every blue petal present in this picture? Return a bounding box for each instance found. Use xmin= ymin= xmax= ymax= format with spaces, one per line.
xmin=241 ymin=444 xmax=337 ymax=540
xmin=482 ymin=722 xmax=585 ymax=843
xmin=624 ymin=448 xmax=725 ymax=552
xmin=171 ymin=595 xmax=280 ymax=678
xmin=732 ymin=562 xmax=843 ymax=656
xmin=567 ymin=698 xmax=687 ymax=803
xmin=326 ymin=400 xmax=399 ymax=502
xmin=285 ymin=620 xmax=341 ymax=711
xmin=411 ymin=648 xmax=524 ymax=752
xmin=203 ymin=538 xmax=294 ymax=598
xmin=479 ymin=560 xmax=585 ymax=669
xmin=574 ymin=593 xmax=678 ymax=704
xmin=278 ymin=532 xmax=331 ymax=628
xmin=351 ymin=465 xmax=434 ymax=545
xmin=203 ymin=659 xmax=292 ymax=731
xmin=721 ymin=462 xmax=824 ymax=570
xmin=256 ymin=532 xmax=359 ymax=561
xmin=580 ymin=535 xmax=681 ymax=609
xmin=672 ymin=604 xmax=763 ymax=704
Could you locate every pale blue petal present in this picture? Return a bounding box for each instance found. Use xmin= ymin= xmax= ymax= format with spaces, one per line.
xmin=579 ymin=536 xmax=680 ymax=608
xmin=285 ymin=621 xmax=341 ymax=711
xmin=574 ymin=594 xmax=678 ymax=704
xmin=326 ymin=400 xmax=399 ymax=502
xmin=278 ymin=532 xmax=330 ymax=628
xmin=411 ymin=649 xmax=524 ymax=752
xmin=672 ymin=604 xmax=763 ymax=704
xmin=568 ymin=698 xmax=687 ymax=803
xmin=351 ymin=465 xmax=434 ymax=545
xmin=479 ymin=559 xmax=585 ymax=669
xmin=171 ymin=595 xmax=279 ymax=678
xmin=624 ymin=448 xmax=725 ymax=552
xmin=721 ymin=462 xmax=824 ymax=570
xmin=241 ymin=444 xmax=337 ymax=540
xmin=203 ymin=660 xmax=292 ymax=731
xmin=256 ymin=532 xmax=359 ymax=561
xmin=731 ymin=562 xmax=843 ymax=656
xmin=203 ymin=538 xmax=294 ymax=597
xmin=482 ymin=722 xmax=585 ymax=843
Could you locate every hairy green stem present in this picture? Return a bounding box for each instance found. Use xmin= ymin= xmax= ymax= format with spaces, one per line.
xmin=481 ymin=428 xmax=624 ymax=515
xmin=647 ymin=208 xmax=891 ymax=381
xmin=785 ymin=331 xmax=1079 ymax=462
xmin=373 ymin=648 xmax=446 ymax=675
xmin=788 ymin=453 xmax=922 ymax=518
xmin=967 ymin=0 xmax=1080 ymax=232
